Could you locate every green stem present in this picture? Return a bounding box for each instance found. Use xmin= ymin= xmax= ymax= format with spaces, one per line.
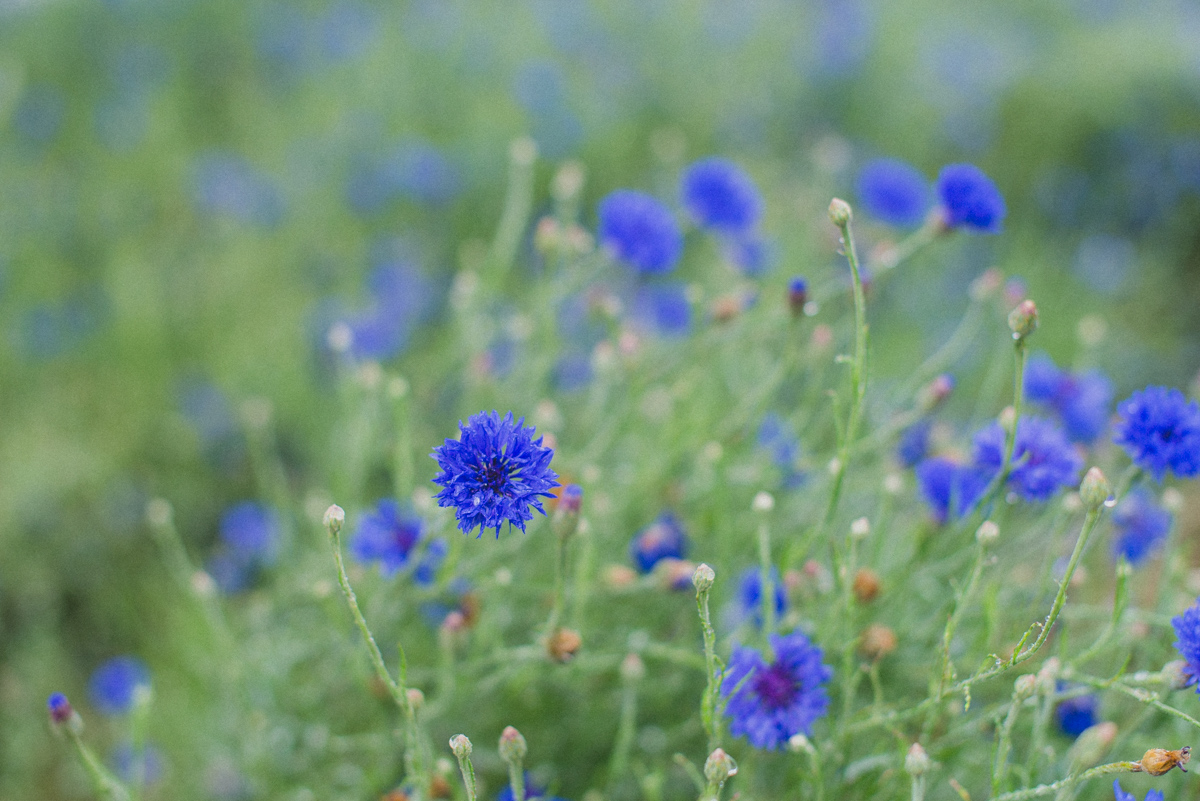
xmin=66 ymin=728 xmax=132 ymax=801
xmin=451 ymin=741 xmax=477 ymax=801
xmin=757 ymin=520 xmax=776 ymax=640
xmin=486 ymin=137 xmax=537 ymax=286
xmin=992 ymin=687 xmax=1028 ymax=796
xmin=988 ymin=761 xmax=1141 ymax=801
xmin=608 ymin=676 xmax=639 ymax=785
xmin=545 ymin=530 xmax=571 ymax=638
xmin=936 ymin=540 xmax=989 ymax=700
xmin=696 ymin=574 xmax=722 ymax=752
xmin=965 ymin=340 xmax=1028 ymax=520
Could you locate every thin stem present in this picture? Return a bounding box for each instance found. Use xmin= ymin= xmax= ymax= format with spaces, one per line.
xmin=608 ymin=677 xmax=639 ymax=785
xmin=696 ymin=577 xmax=722 ymax=752
xmin=66 ymin=728 xmax=132 ymax=801
xmin=757 ymin=520 xmax=776 ymax=640
xmin=486 ymin=137 xmax=537 ymax=285
xmin=545 ymin=532 xmax=571 ymax=637
xmin=992 ymin=688 xmax=1027 ymax=796
xmin=451 ymin=741 xmax=477 ymax=801
xmin=964 ymin=340 xmax=1029 ymax=520
xmin=507 ymin=760 xmax=526 ymax=801
xmin=937 ymin=541 xmax=989 ymax=700
xmin=988 ymin=761 xmax=1141 ymax=801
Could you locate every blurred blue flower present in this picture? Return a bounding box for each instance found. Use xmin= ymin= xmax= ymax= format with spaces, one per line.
xmin=318 ymin=1 xmax=379 ymax=61
xmin=738 ymin=567 xmax=787 ymax=628
xmin=192 ymin=152 xmax=284 ymax=226
xmin=721 ymin=630 xmax=832 ymax=750
xmin=856 ymin=158 xmax=930 ymax=227
xmin=413 ymin=538 xmax=448 ymax=586
xmin=936 ymin=164 xmax=1005 ymax=233
xmin=1112 ymin=488 xmax=1173 ymax=566
xmin=206 ymin=550 xmax=254 ymax=595
xmin=553 ymin=351 xmax=593 ymax=393
xmin=347 ymin=140 xmax=462 ymax=214
xmin=432 ymin=411 xmax=559 ymax=537
xmin=19 ymin=289 xmax=109 ymax=360
xmin=629 ymin=513 xmax=689 ymax=573
xmin=915 ymin=458 xmax=989 ymax=524
xmin=1114 ymin=387 xmax=1200 ymax=482
xmin=112 ymin=742 xmax=164 ymax=785
xmin=896 ymin=419 xmax=933 ymax=468
xmin=350 ymin=500 xmax=425 ymax=576
xmin=89 ymin=656 xmax=151 ymax=715
xmin=680 ymin=157 xmax=763 ymax=234
xmin=1172 ymin=597 xmax=1200 ymax=692
xmin=724 ymin=235 xmax=773 ymax=277
xmin=1073 ymin=235 xmax=1135 ymax=295
xmin=339 ymin=255 xmax=437 ymax=362
xmin=759 ymin=413 xmax=799 ymax=470
xmin=1113 ymin=781 xmax=1163 ymax=801
xmin=631 ymin=282 xmax=690 ymax=337
xmin=497 ymin=774 xmax=563 ymax=801
xmin=220 ymin=502 xmax=280 ymax=562
xmin=47 ymin=692 xmax=72 ymax=724
xmin=1023 ymin=354 xmax=1113 ymax=444
xmin=973 ymin=417 xmax=1082 ymax=502
xmin=1054 ymin=684 xmax=1097 ymax=737
xmin=597 ymin=190 xmax=682 ymax=274
xmin=12 ymin=84 xmax=66 ymax=146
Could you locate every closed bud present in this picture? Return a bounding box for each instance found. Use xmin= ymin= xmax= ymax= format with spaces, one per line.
xmin=852 ymin=568 xmax=881 ymax=603
xmin=47 ymin=693 xmax=74 ymax=727
xmin=546 ymin=627 xmax=582 ymax=663
xmin=976 ymin=520 xmax=1000 ymax=545
xmin=969 ymin=268 xmax=1003 ymax=302
xmin=552 ymin=485 xmax=583 ymax=541
xmin=1137 ymin=747 xmax=1190 ymax=776
xmin=905 ymin=743 xmax=930 ymax=776
xmin=1036 ymin=658 xmax=1061 ymax=695
xmin=1008 ymin=299 xmax=1039 ymax=341
xmin=620 ymin=653 xmax=645 ymax=683
xmin=407 ymin=688 xmax=425 ymax=710
xmin=704 ymin=748 xmax=738 ymax=785
xmin=449 ymin=734 xmax=472 ymax=759
xmin=1161 ymin=660 xmax=1191 ymax=690
xmin=534 ymin=217 xmax=562 ymax=256
xmin=1014 ymin=674 xmax=1037 ymax=699
xmin=828 ymin=198 xmax=853 ymax=227
xmin=1067 ymin=722 xmax=1117 ymax=768
xmin=858 ymin=623 xmax=897 ymax=660
xmin=498 ymin=726 xmax=528 ymax=764
xmin=850 ymin=517 xmax=871 ymax=540
xmin=429 ymin=775 xmax=453 ymax=799
xmin=752 ymin=491 xmax=775 ymax=513
xmin=917 ymin=374 xmax=956 ymax=411
xmin=323 ymin=504 xmax=345 ymax=536
xmin=692 ymin=563 xmax=716 ymax=593
xmin=1079 ymin=467 xmax=1111 ymax=511
xmin=787 ymin=277 xmax=808 ymax=316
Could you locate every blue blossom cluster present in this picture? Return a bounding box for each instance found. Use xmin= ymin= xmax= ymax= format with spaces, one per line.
xmin=597 ymin=190 xmax=683 ymax=275
xmin=680 ymin=157 xmax=769 ymax=275
xmin=206 ymin=502 xmax=281 ymax=594
xmin=855 ymin=158 xmax=1005 ymax=233
xmin=1114 ymin=386 xmax=1200 ymax=482
xmin=350 ymin=500 xmax=435 ymax=578
xmin=1024 ymin=354 xmax=1113 ymax=443
xmin=89 ymin=656 xmax=151 ymax=716
xmin=1054 ymin=684 xmax=1097 ymax=737
xmin=1110 ymin=488 xmax=1172 ymax=566
xmin=332 ymin=251 xmax=439 ymax=363
xmin=629 ymin=513 xmax=689 ymax=573
xmin=1113 ymin=781 xmax=1164 ymax=801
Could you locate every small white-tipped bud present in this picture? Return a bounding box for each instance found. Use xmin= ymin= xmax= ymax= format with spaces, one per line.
xmin=752 ymin=491 xmax=775 ymax=513
xmin=323 ymin=504 xmax=345 ymax=536
xmin=692 ymin=563 xmax=716 ymax=593
xmin=905 ymin=743 xmax=931 ymax=776
xmin=1008 ymin=299 xmax=1039 ymax=341
xmin=498 ymin=726 xmax=528 ymax=763
xmin=1014 ymin=674 xmax=1037 ymax=699
xmin=552 ymin=161 xmax=585 ymax=202
xmin=1079 ymin=467 xmax=1112 ymax=511
xmin=1161 ymin=659 xmax=1191 ymax=690
xmin=704 ymin=748 xmax=738 ymax=785
xmin=620 ymin=653 xmax=645 ymax=683
xmin=407 ymin=688 xmax=425 ymax=710
xmin=884 ymin=473 xmax=904 ymax=495
xmin=828 ymin=198 xmax=853 ymax=227
xmin=850 ymin=517 xmax=870 ymax=540
xmin=449 ymin=734 xmax=472 ymax=759
xmin=976 ymin=520 xmax=999 ymax=545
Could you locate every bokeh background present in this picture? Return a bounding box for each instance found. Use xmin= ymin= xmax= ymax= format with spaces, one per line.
xmin=4 ymin=0 xmax=1200 ymax=798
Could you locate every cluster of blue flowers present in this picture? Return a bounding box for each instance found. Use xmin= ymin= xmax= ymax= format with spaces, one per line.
xmin=350 ymin=499 xmax=446 ymax=582
xmin=206 ymin=502 xmax=281 ymax=594
xmin=1113 ymin=386 xmax=1200 ymax=482
xmin=1024 ymin=353 xmax=1113 ymax=443
xmin=856 ymin=158 xmax=1005 ymax=233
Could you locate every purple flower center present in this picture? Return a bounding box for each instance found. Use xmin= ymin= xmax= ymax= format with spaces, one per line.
xmin=478 ymin=455 xmax=514 ymax=495
xmin=753 ymin=661 xmax=800 ymax=709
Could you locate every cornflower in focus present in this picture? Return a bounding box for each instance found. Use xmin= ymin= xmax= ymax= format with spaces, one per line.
xmin=1114 ymin=386 xmax=1200 ymax=481
xmin=432 ymin=411 xmax=559 ymax=537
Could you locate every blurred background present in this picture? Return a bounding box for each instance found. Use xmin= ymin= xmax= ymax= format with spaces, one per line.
xmin=3 ymin=0 xmax=1200 ymax=797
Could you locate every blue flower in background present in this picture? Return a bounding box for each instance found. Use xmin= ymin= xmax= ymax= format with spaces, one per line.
xmin=220 ymin=502 xmax=280 ymax=561
xmin=432 ymin=411 xmax=559 ymax=537
xmin=192 ymin=152 xmax=284 ymax=226
xmin=896 ymin=419 xmax=933 ymax=468
xmin=47 ymin=693 xmax=72 ymax=724
xmin=553 ymin=351 xmax=593 ymax=393
xmin=759 ymin=413 xmax=799 ymax=469
xmin=856 ymin=158 xmax=930 ymax=227
xmin=497 ymin=774 xmax=564 ymax=801
xmin=724 ymin=235 xmax=773 ymax=276
xmin=630 ymin=512 xmax=689 ymax=573
xmin=1054 ymin=684 xmax=1097 ymax=737
xmin=597 ymin=190 xmax=683 ymax=274
xmin=936 ymin=163 xmax=1006 ymax=233
xmin=1023 ymin=354 xmax=1113 ymax=443
xmin=336 ymin=253 xmax=438 ymax=363
xmin=350 ymin=500 xmax=425 ymax=575
xmin=1113 ymin=780 xmax=1164 ymax=801
xmin=1171 ymin=597 xmax=1200 ymax=692
xmin=414 ymin=538 xmax=448 ymax=585
xmin=631 ymin=282 xmax=691 ymax=337
xmin=13 ymin=84 xmax=66 ymax=146
xmin=680 ymin=157 xmax=763 ymax=234
xmin=1114 ymin=387 xmax=1200 ymax=482
xmin=737 ymin=567 xmax=787 ymax=628
xmin=89 ymin=656 xmax=151 ymax=715
xmin=1112 ymin=488 xmax=1172 ymax=566
xmin=973 ymin=417 xmax=1082 ymax=502
xmin=346 ymin=140 xmax=461 ymax=214
xmin=915 ymin=457 xmax=989 ymax=523
xmin=113 ymin=742 xmax=164 ymax=785
xmin=721 ymin=630 xmax=832 ymax=750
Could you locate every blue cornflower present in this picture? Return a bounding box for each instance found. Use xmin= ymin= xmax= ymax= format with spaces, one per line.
xmin=220 ymin=502 xmax=279 ymax=561
xmin=1114 ymin=387 xmax=1200 ymax=482
xmin=113 ymin=742 xmax=164 ymax=785
xmin=630 ymin=513 xmax=689 ymax=573
xmin=47 ymin=692 xmax=72 ymax=724
xmin=1054 ymin=684 xmax=1097 ymax=737
xmin=915 ymin=457 xmax=990 ymax=523
xmin=935 ymin=163 xmax=1006 ymax=233
xmin=1172 ymin=598 xmax=1200 ymax=691
xmin=597 ymin=190 xmax=683 ymax=274
xmin=724 ymin=234 xmax=772 ymax=277
xmin=680 ymin=157 xmax=764 ymax=234
xmin=737 ymin=567 xmax=787 ymax=628
xmin=631 ymin=282 xmax=691 ymax=337
xmin=431 ymin=411 xmax=559 ymax=537
xmin=721 ymin=629 xmax=833 ymax=750
xmin=1112 ymin=488 xmax=1172 ymax=566
xmin=89 ymin=656 xmax=151 ymax=715
xmin=1113 ymin=780 xmax=1164 ymax=801
xmin=973 ymin=417 xmax=1082 ymax=502
xmin=896 ymin=419 xmax=933 ymax=468
xmin=350 ymin=500 xmax=425 ymax=575
xmin=1023 ymin=354 xmax=1113 ymax=443
xmin=787 ymin=277 xmax=808 ymax=313
xmin=856 ymin=158 xmax=930 ymax=227
xmin=413 ymin=538 xmax=448 ymax=585
xmin=759 ymin=412 xmax=800 ymax=469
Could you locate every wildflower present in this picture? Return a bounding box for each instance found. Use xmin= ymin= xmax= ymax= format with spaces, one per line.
xmin=896 ymin=419 xmax=932 ymax=468
xmin=47 ymin=692 xmax=73 ymax=724
xmin=915 ymin=457 xmax=989 ymax=523
xmin=113 ymin=742 xmax=164 ymax=784
xmin=432 ymin=411 xmax=559 ymax=537
xmin=1113 ymin=780 xmax=1164 ymax=801
xmin=680 ymin=157 xmax=763 ymax=234
xmin=350 ymin=500 xmax=425 ymax=575
xmin=597 ymin=190 xmax=682 ymax=274
xmin=721 ymin=629 xmax=833 ymax=750
xmin=1114 ymin=387 xmax=1200 ymax=481
xmin=89 ymin=656 xmax=151 ymax=715
xmin=973 ymin=417 xmax=1082 ymax=502
xmin=935 ymin=163 xmax=1006 ymax=233
xmin=1171 ymin=598 xmax=1200 ymax=691
xmin=1023 ymin=353 xmax=1114 ymax=443
xmin=1054 ymin=685 xmax=1098 ymax=737
xmin=1112 ymin=488 xmax=1172 ymax=566
xmin=219 ymin=502 xmax=280 ymax=562
xmin=497 ymin=774 xmax=564 ymax=801
xmin=855 ymin=158 xmax=930 ymax=227
xmin=724 ymin=234 xmax=772 ymax=276
xmin=413 ymin=538 xmax=449 ymax=585
xmin=631 ymin=282 xmax=691 ymax=337
xmin=736 ymin=566 xmax=787 ymax=628
xmin=787 ymin=277 xmax=808 ymax=314
xmin=630 ymin=513 xmax=688 ymax=573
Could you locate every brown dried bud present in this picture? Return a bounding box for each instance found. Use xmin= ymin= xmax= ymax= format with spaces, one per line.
xmin=429 ymin=775 xmax=453 ymax=799
xmin=712 ymin=294 xmax=743 ymax=323
xmin=383 ymin=790 xmax=410 ymax=801
xmin=1136 ymin=747 xmax=1190 ymax=776
xmin=852 ymin=568 xmax=881 ymax=603
xmin=603 ymin=564 xmax=638 ymax=589
xmin=859 ymin=623 xmax=898 ymax=660
xmin=546 ymin=627 xmax=583 ymax=663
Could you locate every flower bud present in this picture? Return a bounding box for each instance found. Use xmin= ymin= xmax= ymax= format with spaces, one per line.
xmin=498 ymin=726 xmax=528 ymax=764
xmin=692 ymin=563 xmax=716 ymax=593
xmin=429 ymin=775 xmax=453 ymax=799
xmin=1161 ymin=660 xmax=1191 ymax=691
xmin=449 ymin=734 xmax=472 ymax=759
xmin=552 ymin=161 xmax=585 ymax=203
xmin=620 ymin=653 xmax=645 ymax=683
xmin=858 ymin=623 xmax=897 ymax=660
xmin=752 ymin=491 xmax=775 ymax=513
xmin=905 ymin=743 xmax=930 ymax=776
xmin=787 ymin=277 xmax=808 ymax=316
xmin=1036 ymin=657 xmax=1061 ymax=695
xmin=603 ymin=564 xmax=637 ymax=589
xmin=975 ymin=520 xmax=999 ymax=546
xmin=1137 ymin=747 xmax=1190 ymax=776
xmin=407 ymin=688 xmax=425 ymax=710
xmin=850 ymin=517 xmax=871 ymax=540
xmin=552 ymin=485 xmax=583 ymax=541
xmin=546 ymin=627 xmax=582 ymax=663
xmin=917 ymin=374 xmax=956 ymax=412
xmin=828 ymin=198 xmax=853 ymax=227
xmin=47 ymin=693 xmax=74 ymax=726
xmin=1079 ymin=467 xmax=1111 ymax=511
xmin=969 ymin=268 xmax=1003 ymax=302
xmin=323 ymin=504 xmax=345 ymax=537
xmin=1007 ymin=299 xmax=1038 ymax=342
xmin=852 ymin=568 xmax=880 ymax=603
xmin=1067 ymin=721 xmax=1116 ymax=767
xmin=534 ymin=217 xmax=562 ymax=257
xmin=704 ymin=748 xmax=738 ymax=785
xmin=1014 ymin=674 xmax=1037 ymax=699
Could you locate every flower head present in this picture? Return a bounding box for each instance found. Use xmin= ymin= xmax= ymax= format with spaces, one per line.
xmin=47 ymin=692 xmax=72 ymax=724
xmin=219 ymin=502 xmax=280 ymax=561
xmin=1113 ymin=780 xmax=1164 ymax=801
xmin=597 ymin=190 xmax=682 ymax=274
xmin=413 ymin=538 xmax=448 ymax=585
xmin=721 ymin=629 xmax=833 ymax=750
xmin=432 ymin=411 xmax=559 ymax=537
xmin=915 ymin=457 xmax=989 ymax=523
xmin=935 ymin=163 xmax=1006 ymax=233
xmin=973 ymin=417 xmax=1082 ymax=502
xmin=1114 ymin=386 xmax=1200 ymax=482
xmin=1054 ymin=684 xmax=1097 ymax=737
xmin=1024 ymin=353 xmax=1113 ymax=443
xmin=680 ymin=157 xmax=763 ymax=234
xmin=736 ymin=566 xmax=787 ymax=628
xmin=350 ymin=500 xmax=425 ymax=575
xmin=89 ymin=656 xmax=151 ymax=715
xmin=631 ymin=282 xmax=691 ymax=337
xmin=896 ymin=419 xmax=933 ymax=468
xmin=629 ymin=512 xmax=689 ymax=573
xmin=1172 ymin=597 xmax=1200 ymax=691
xmin=1112 ymin=488 xmax=1172 ymax=566
xmin=856 ymin=158 xmax=930 ymax=227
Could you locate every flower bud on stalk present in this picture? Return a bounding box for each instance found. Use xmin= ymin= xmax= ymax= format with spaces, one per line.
xmin=702 ymin=748 xmax=738 ymax=801
xmin=692 ymin=563 xmax=716 ymax=594
xmin=828 ymin=198 xmax=853 ymax=228
xmin=1079 ymin=467 xmax=1112 ymax=512
xmin=1008 ymin=299 xmax=1038 ymax=342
